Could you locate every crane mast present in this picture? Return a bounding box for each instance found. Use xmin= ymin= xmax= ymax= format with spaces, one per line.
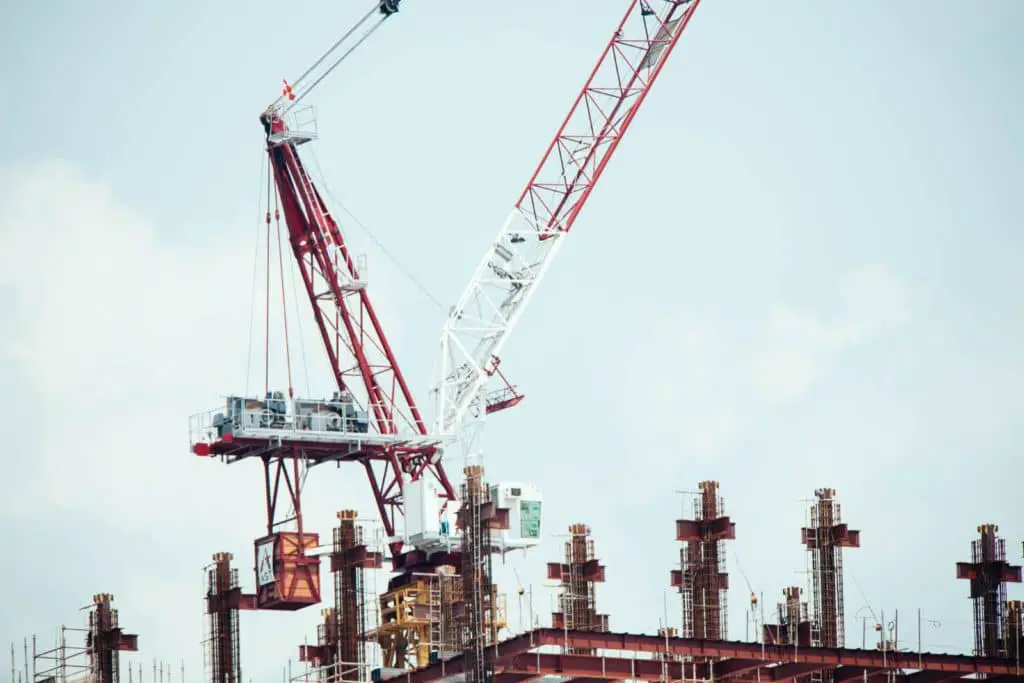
xmin=436 ymin=0 xmax=702 ymax=437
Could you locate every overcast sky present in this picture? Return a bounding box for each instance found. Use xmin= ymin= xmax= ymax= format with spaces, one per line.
xmin=2 ymin=1 xmax=1023 ymax=681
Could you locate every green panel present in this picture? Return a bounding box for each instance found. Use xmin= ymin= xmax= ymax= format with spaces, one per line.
xmin=520 ymin=500 xmax=542 ymax=539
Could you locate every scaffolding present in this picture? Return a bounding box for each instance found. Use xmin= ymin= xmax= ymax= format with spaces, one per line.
xmin=374 ymin=569 xmax=473 ymax=670
xmin=86 ymin=594 xmax=139 ymax=683
xmin=957 ymin=524 xmax=1023 ymax=658
xmin=30 ymin=628 xmax=89 ymax=683
xmin=1007 ymin=601 xmax=1024 ymax=663
xmin=299 ymin=510 xmax=384 ymax=683
xmin=547 ymin=523 xmax=608 ymax=656
xmin=458 ymin=465 xmax=507 ymax=683
xmin=205 ymin=552 xmax=256 ymax=683
xmin=671 ymin=481 xmax=735 ymax=640
xmin=375 ymin=466 xmax=508 ymax=674
xmin=436 ymin=569 xmax=464 ymax=657
xmin=20 ymin=594 xmax=138 ymax=683
xmin=376 ymin=576 xmax=434 ymax=669
xmin=801 ymin=488 xmax=860 ymax=650
xmin=763 ymin=587 xmax=811 ymax=647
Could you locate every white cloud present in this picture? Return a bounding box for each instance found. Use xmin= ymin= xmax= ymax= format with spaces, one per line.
xmin=755 ymin=264 xmax=913 ymax=402
xmin=0 ymin=159 xmax=391 ymax=534
xmin=0 ymin=158 xmax=408 ymax=677
xmin=0 ymin=159 xmax=259 ymax=529
xmin=619 ymin=264 xmax=914 ymax=473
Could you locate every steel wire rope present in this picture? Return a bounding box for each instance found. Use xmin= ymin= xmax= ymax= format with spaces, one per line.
xmin=245 ymin=155 xmax=268 ymax=398
xmin=306 ymin=145 xmax=444 ymax=312
xmin=272 ymin=189 xmax=296 ymax=398
xmin=270 ymin=3 xmax=379 ymax=110
xmin=282 ymin=6 xmax=389 ymax=115
xmin=847 ymin=569 xmax=881 ymax=633
xmin=285 ymin=227 xmax=312 ymax=399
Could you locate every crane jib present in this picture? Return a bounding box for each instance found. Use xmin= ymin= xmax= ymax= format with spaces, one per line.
xmin=437 ymin=0 xmax=702 ymax=436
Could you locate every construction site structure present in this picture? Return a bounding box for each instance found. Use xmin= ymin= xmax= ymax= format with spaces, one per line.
xmin=457 ymin=465 xmax=506 ymax=683
xmin=388 ymin=515 xmax=1024 ymax=683
xmin=671 ymin=480 xmax=735 ymax=640
xmin=188 ymin=0 xmax=707 ymax=674
xmin=956 ymin=524 xmax=1023 ymax=658
xmin=801 ymin=488 xmax=861 ymax=649
xmin=298 ymin=511 xmax=384 ymax=683
xmin=548 ymin=523 xmax=608 ymax=656
xmin=396 ymin=626 xmax=1024 ymax=683
xmin=374 ymin=466 xmax=509 ymax=672
xmin=86 ymin=594 xmax=140 ymax=683
xmin=656 ymin=627 xmax=683 ymax=663
xmin=187 ymin=0 xmax=460 ymax=630
xmin=1007 ymin=600 xmax=1024 ymax=662
xmin=205 ymin=552 xmax=257 ymax=683
xmin=763 ymin=587 xmax=812 ymax=647
xmin=373 ymin=570 xmax=459 ymax=671
xmin=14 ymin=593 xmax=138 ymax=683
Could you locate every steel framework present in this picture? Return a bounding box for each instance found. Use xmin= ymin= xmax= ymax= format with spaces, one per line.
xmin=86 ymin=594 xmax=139 ymax=683
xmin=763 ymin=586 xmax=812 ymax=647
xmin=956 ymin=524 xmax=1023 ymax=658
xmin=1007 ymin=600 xmax=1024 ymax=663
xmin=299 ymin=511 xmax=384 ymax=682
xmin=23 ymin=595 xmax=138 ymax=683
xmin=548 ymin=524 xmax=608 ymax=656
xmin=205 ymin=552 xmax=257 ymax=683
xmin=394 ymin=628 xmax=1024 ymax=683
xmin=801 ymin=488 xmax=861 ymax=650
xmin=190 ymin=0 xmax=456 ymax=573
xmin=436 ymin=0 xmax=704 ymax=443
xmin=671 ymin=480 xmax=735 ymax=640
xmin=458 ymin=466 xmax=499 ymax=683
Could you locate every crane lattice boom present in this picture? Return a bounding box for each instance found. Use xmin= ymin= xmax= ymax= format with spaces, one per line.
xmin=436 ymin=0 xmax=702 ymax=436
xmin=260 ymin=109 xmax=456 ymax=545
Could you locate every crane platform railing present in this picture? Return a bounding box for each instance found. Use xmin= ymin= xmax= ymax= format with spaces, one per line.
xmin=266 ymin=104 xmax=320 ymax=148
xmin=189 ymin=395 xmax=451 ymax=453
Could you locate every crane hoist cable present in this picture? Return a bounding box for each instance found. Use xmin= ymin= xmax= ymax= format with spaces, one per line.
xmin=271 ymin=0 xmax=399 ymax=115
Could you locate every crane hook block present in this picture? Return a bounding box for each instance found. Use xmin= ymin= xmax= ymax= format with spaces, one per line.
xmin=379 ymin=0 xmax=400 ymax=16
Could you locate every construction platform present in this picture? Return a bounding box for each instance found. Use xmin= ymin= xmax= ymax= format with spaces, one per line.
xmin=189 ymin=394 xmax=446 ymax=461
xmin=388 ymin=628 xmax=1024 ymax=683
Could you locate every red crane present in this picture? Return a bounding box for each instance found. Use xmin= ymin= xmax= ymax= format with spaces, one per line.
xmin=189 ymin=0 xmax=705 ymax=612
xmin=190 ymin=0 xmax=454 ymax=611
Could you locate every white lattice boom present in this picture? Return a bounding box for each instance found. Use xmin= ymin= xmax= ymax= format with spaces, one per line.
xmin=435 ymin=0 xmax=703 ymax=437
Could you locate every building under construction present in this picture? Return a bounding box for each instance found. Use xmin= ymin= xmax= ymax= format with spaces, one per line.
xmin=9 ymin=1 xmax=1022 ymax=683
xmin=14 ymin=482 xmax=1024 ymax=683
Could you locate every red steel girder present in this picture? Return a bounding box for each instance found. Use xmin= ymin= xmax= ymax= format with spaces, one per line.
xmin=517 ymin=0 xmax=703 ymax=237
xmin=260 ymin=112 xmax=456 ymax=548
xmin=395 ymin=629 xmax=1024 ymax=683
